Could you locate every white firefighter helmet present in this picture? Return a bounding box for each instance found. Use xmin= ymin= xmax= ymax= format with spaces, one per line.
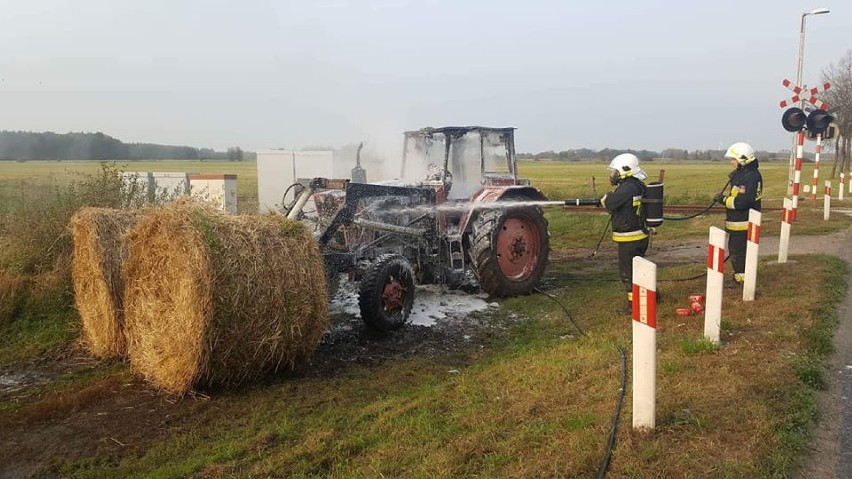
xmin=608 ymin=153 xmax=647 ymax=182
xmin=724 ymin=142 xmax=755 ymax=165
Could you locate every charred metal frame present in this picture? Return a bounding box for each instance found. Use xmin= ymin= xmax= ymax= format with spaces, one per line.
xmin=318 ymin=181 xmax=436 ymax=245
xmin=400 ymin=126 xmax=518 ymax=190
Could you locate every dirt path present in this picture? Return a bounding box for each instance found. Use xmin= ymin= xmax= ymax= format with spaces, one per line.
xmin=789 ymin=226 xmax=852 ymax=479
xmin=643 ymin=226 xmax=852 ymax=477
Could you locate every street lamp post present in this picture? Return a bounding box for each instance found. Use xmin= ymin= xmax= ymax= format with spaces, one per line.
xmin=787 ymin=7 xmax=830 ymax=196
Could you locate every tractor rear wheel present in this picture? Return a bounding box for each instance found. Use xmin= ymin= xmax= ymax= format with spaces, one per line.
xmin=471 ymin=206 xmax=549 ymax=297
xmin=358 ymin=254 xmax=416 ymax=331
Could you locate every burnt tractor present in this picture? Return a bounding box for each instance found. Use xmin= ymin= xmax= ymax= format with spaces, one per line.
xmin=285 ymin=126 xmax=550 ymax=331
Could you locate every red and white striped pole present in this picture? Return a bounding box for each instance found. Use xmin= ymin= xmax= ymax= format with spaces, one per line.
xmin=824 ymin=181 xmax=831 ymax=221
xmin=791 ymin=131 xmax=804 ymax=221
xmin=840 ymin=172 xmax=845 ymax=201
xmin=778 ymin=198 xmax=793 ymax=264
xmin=704 ymin=227 xmax=727 ymax=344
xmin=632 ymin=256 xmax=656 ymax=432
xmin=743 ymin=209 xmax=761 ymax=302
xmin=811 ymin=134 xmax=823 ymax=204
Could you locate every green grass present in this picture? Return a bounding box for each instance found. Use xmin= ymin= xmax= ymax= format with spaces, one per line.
xmin=48 ymin=253 xmax=846 ymax=478
xmin=679 ymin=337 xmax=720 ymax=355
xmin=0 ymin=276 xmax=77 ymax=366
xmin=518 ymin=158 xmax=794 ymax=207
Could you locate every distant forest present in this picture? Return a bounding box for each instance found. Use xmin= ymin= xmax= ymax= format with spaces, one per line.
xmin=0 ymin=130 xmax=809 ymax=163
xmin=0 ymin=131 xmax=254 ymax=161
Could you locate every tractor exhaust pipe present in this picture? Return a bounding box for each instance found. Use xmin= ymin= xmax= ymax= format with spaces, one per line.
xmin=351 ymin=142 xmax=367 ymax=183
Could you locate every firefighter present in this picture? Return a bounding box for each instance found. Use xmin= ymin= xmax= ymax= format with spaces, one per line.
xmin=602 ymin=153 xmax=649 ymax=314
xmin=716 ymin=142 xmax=762 ymax=286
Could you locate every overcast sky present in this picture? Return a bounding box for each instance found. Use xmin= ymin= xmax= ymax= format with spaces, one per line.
xmin=0 ymin=0 xmax=848 ymax=155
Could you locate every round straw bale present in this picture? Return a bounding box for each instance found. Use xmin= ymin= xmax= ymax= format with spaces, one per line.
xmin=123 ymin=204 xmax=328 ymax=394
xmin=70 ymin=208 xmax=143 ymax=359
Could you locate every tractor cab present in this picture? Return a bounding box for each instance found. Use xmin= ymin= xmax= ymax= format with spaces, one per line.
xmin=400 ymin=126 xmax=518 ymax=201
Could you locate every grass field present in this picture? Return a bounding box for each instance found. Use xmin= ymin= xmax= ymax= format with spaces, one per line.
xmin=0 ymin=157 xmax=841 ymax=212
xmin=0 ymin=158 xmax=850 ymax=477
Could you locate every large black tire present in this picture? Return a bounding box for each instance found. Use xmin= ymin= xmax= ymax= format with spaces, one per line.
xmin=358 ymin=254 xmax=416 ymax=331
xmin=470 ymin=207 xmax=550 ymax=297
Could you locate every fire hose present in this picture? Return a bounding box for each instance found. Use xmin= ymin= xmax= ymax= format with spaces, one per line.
xmin=535 ymin=287 xmax=626 ymax=478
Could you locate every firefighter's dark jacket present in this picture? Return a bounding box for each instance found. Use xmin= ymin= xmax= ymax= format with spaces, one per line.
xmin=724 ymin=160 xmax=762 ymax=232
xmin=603 ymin=176 xmax=648 ymax=242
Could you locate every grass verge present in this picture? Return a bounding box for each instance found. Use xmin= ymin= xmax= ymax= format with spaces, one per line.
xmin=34 ymin=254 xmax=844 ymax=478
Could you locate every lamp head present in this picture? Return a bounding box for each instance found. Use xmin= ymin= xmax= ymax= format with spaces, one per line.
xmin=805 ymin=7 xmax=830 ymax=16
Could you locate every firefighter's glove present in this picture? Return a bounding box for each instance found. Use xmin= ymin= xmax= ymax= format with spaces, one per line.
xmin=714 ymin=193 xmax=726 ymax=205
xmin=599 ymin=194 xmax=607 ymax=207
xmin=724 ymin=188 xmax=739 ymax=209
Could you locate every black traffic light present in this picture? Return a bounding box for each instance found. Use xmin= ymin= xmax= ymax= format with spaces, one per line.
xmin=782 ymin=107 xmax=835 ymax=135
xmin=806 ymin=109 xmax=834 ymax=134
xmin=782 ymin=107 xmax=807 ymax=132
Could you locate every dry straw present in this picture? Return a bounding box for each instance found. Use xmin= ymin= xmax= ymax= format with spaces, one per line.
xmin=123 ymin=202 xmax=328 ymax=394
xmin=0 ymin=272 xmax=26 ymax=325
xmin=70 ymin=208 xmax=143 ymax=359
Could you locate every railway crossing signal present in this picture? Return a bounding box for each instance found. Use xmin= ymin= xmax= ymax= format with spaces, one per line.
xmin=779 ymin=79 xmax=834 ymax=136
xmin=779 ymin=78 xmax=831 ymax=110
xmin=781 ymin=107 xmax=833 ymax=135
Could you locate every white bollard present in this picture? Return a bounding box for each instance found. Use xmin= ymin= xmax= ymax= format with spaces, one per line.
xmin=778 ymin=198 xmax=793 ymax=264
xmin=841 ymin=173 xmax=846 ymax=201
xmin=704 ymin=227 xmax=727 ymax=345
xmin=632 ymin=256 xmax=657 ymax=432
xmin=824 ymin=181 xmax=831 ymax=221
xmin=743 ymin=209 xmax=761 ymax=302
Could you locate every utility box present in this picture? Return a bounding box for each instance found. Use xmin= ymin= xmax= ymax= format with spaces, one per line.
xmin=256 ymin=150 xmax=334 ymax=213
xmin=190 ymin=174 xmax=238 ymax=214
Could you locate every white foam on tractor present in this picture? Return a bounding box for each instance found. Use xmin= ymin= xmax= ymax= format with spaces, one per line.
xmin=328 ymin=276 xmax=496 ymax=327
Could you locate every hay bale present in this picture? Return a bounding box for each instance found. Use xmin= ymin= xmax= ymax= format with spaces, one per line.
xmin=70 ymin=208 xmax=143 ymax=359
xmin=123 ymin=204 xmax=328 ymax=394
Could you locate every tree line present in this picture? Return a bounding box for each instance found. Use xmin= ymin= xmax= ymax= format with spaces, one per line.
xmin=0 ymin=131 xmax=253 ymax=162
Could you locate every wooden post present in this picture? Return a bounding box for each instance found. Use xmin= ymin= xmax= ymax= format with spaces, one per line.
xmin=824 ymin=181 xmax=831 ymax=221
xmin=704 ymin=227 xmax=727 ymax=344
xmin=778 ymin=198 xmax=793 ymax=263
xmin=632 ymin=257 xmax=657 ymax=432
xmin=743 ymin=209 xmax=761 ymax=302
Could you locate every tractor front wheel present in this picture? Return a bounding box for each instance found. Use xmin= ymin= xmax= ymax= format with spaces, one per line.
xmin=358 ymin=254 xmax=416 ymax=331
xmin=471 ymin=207 xmax=550 ymax=297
